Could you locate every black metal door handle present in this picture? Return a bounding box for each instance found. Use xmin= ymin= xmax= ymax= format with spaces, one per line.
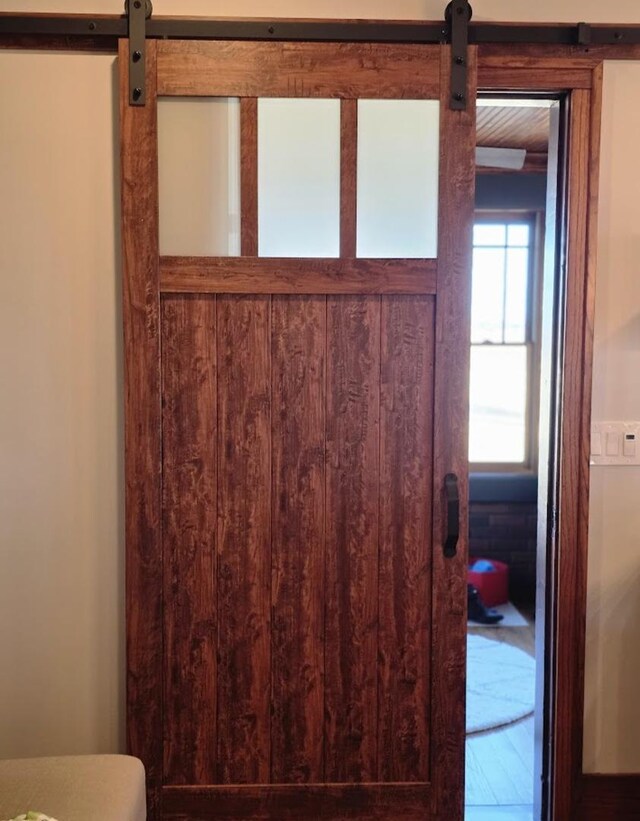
xmin=444 ymin=473 xmax=459 ymax=559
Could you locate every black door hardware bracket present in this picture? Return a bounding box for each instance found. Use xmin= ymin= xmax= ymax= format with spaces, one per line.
xmin=446 ymin=0 xmax=472 ymax=111
xmin=126 ymin=0 xmax=152 ymax=106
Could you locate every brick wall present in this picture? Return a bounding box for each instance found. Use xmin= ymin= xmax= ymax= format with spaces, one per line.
xmin=469 ymin=501 xmax=538 ymax=607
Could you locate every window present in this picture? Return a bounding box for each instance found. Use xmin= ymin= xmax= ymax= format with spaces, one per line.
xmin=469 ymin=213 xmax=540 ymax=470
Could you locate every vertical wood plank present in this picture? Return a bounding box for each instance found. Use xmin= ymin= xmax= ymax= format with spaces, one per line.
xmin=241 ymin=97 xmax=258 ymax=256
xmin=216 ymin=295 xmax=271 ymax=784
xmin=553 ymin=69 xmax=602 ymax=821
xmin=271 ymin=295 xmax=326 ymax=783
xmin=378 ymin=295 xmax=435 ymax=783
xmin=340 ymin=99 xmax=358 ymax=258
xmin=119 ymin=38 xmax=163 ymax=819
xmin=430 ymin=44 xmax=476 ymax=819
xmin=162 ymin=295 xmax=217 ymax=785
xmin=325 ymin=295 xmax=380 ymax=783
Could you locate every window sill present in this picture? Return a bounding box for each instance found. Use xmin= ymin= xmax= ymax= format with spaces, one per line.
xmin=469 ymin=471 xmax=538 ymax=504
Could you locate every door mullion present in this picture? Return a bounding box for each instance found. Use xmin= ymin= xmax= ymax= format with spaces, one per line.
xmin=340 ymin=98 xmax=358 ymax=258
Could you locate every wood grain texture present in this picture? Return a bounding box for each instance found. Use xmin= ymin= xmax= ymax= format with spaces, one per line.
xmin=478 ymin=42 xmax=640 ymax=64
xmin=157 ymin=40 xmax=440 ymax=98
xmin=0 ymin=34 xmax=117 ymax=51
xmin=429 ymin=44 xmax=476 ymax=821
xmin=324 ymin=296 xmax=380 ymax=783
xmin=240 ymin=98 xmax=258 ymax=256
xmin=553 ymin=70 xmax=603 ymax=821
xmin=162 ymin=782 xmax=431 ymax=820
xmin=271 ymin=296 xmax=326 ymax=783
xmin=478 ymin=66 xmax=592 ymax=90
xmin=160 ymin=257 xmax=437 ymax=295
xmin=119 ymin=38 xmax=163 ymax=820
xmin=579 ymin=774 xmax=640 ymax=821
xmin=475 ymin=57 xmax=604 ymax=820
xmin=216 ymin=295 xmax=271 ymax=784
xmin=378 ymin=295 xmax=434 ymax=783
xmin=162 ymin=295 xmax=217 ymax=785
xmin=340 ymin=99 xmax=358 ymax=258
xmin=477 ymin=104 xmax=550 ymax=153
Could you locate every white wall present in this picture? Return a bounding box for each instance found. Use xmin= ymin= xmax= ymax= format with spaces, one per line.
xmin=0 ymin=49 xmax=123 ymax=757
xmin=1 ymin=0 xmax=640 ymax=773
xmin=583 ymin=61 xmax=640 ymax=774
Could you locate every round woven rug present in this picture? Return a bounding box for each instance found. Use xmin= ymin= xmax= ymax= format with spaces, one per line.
xmin=466 ymin=633 xmax=536 ymax=734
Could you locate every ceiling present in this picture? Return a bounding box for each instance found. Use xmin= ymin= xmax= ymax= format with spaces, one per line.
xmin=477 ymin=103 xmax=550 ymax=153
xmin=476 ymin=102 xmax=551 ymax=172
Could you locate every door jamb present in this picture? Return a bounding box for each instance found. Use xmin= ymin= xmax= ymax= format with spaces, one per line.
xmin=477 ymin=51 xmax=603 ymax=821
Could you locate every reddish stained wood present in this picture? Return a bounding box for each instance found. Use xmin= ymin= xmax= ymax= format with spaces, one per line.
xmin=340 ymin=99 xmax=357 ymax=258
xmin=162 ymin=782 xmax=431 ymax=820
xmin=160 ymin=257 xmax=437 ymax=295
xmin=216 ymin=295 xmax=271 ymax=784
xmin=378 ymin=295 xmax=435 ymax=783
xmin=478 ymin=48 xmax=601 ymax=68
xmin=0 ymin=34 xmax=116 ymax=51
xmin=162 ymin=295 xmax=217 ymax=785
xmin=579 ymin=774 xmax=640 ymax=821
xmin=478 ymin=66 xmax=592 ymax=90
xmin=553 ymin=75 xmax=602 ymax=821
xmin=324 ymin=295 xmax=380 ymax=783
xmin=271 ymin=296 xmax=326 ymax=783
xmin=119 ymin=38 xmax=163 ymax=820
xmin=478 ymin=42 xmax=640 ymax=63
xmin=429 ymin=44 xmax=476 ymax=820
xmin=157 ymin=40 xmax=440 ymax=98
xmin=240 ymin=98 xmax=258 ymax=256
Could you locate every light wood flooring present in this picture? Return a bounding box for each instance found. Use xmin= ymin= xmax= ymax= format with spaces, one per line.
xmin=465 ymin=615 xmax=536 ymax=818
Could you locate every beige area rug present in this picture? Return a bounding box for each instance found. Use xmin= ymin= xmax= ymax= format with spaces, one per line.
xmin=466 ymin=634 xmax=536 ymax=734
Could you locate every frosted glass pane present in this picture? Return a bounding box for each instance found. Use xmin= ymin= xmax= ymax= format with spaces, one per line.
xmin=158 ymin=98 xmax=240 ymax=256
xmin=258 ymin=98 xmax=340 ymax=258
xmin=469 ymin=346 xmax=528 ymax=464
xmin=357 ymin=100 xmax=439 ymax=258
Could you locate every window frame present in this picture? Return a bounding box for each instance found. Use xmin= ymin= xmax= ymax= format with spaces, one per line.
xmin=469 ymin=208 xmax=544 ymax=474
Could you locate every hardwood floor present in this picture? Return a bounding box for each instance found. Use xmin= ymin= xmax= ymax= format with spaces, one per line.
xmin=465 ymin=615 xmax=536 ymax=817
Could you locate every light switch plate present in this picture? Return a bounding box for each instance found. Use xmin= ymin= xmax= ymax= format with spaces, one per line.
xmin=591 ymin=422 xmax=640 ymax=465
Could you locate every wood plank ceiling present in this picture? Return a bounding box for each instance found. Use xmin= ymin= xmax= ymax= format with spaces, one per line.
xmin=477 ymin=104 xmax=550 ymax=173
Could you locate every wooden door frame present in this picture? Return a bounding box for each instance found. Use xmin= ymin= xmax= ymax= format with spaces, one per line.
xmin=120 ymin=39 xmax=606 ymax=821
xmin=477 ymin=48 xmax=603 ymax=821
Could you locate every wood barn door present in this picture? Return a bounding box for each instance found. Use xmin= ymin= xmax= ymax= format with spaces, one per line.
xmin=120 ymin=37 xmax=476 ymax=821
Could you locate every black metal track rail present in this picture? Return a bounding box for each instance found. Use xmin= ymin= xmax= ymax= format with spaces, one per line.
xmin=2 ymin=14 xmax=640 ymax=46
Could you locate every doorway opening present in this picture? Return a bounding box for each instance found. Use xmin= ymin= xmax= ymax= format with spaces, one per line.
xmin=465 ymin=95 xmax=558 ymax=821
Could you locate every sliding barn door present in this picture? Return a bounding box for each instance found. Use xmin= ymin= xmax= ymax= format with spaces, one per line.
xmin=120 ymin=37 xmax=476 ymax=821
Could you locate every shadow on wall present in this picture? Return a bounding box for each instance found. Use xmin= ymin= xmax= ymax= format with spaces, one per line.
xmin=110 ymin=55 xmax=127 ymax=757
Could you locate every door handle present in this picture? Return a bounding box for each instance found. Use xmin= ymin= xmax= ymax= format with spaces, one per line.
xmin=444 ymin=473 xmax=459 ymax=559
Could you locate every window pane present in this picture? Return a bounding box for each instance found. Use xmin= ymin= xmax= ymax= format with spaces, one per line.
xmin=504 ymin=248 xmax=529 ymax=343
xmin=258 ymin=98 xmax=340 ymax=257
xmin=158 ymin=97 xmax=240 ymax=256
xmin=469 ymin=345 xmax=528 ymax=464
xmin=473 ymin=224 xmax=506 ymax=246
xmin=508 ymin=223 xmax=530 ymax=247
xmin=471 ymin=247 xmax=506 ymax=343
xmin=356 ymin=100 xmax=439 ymax=258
